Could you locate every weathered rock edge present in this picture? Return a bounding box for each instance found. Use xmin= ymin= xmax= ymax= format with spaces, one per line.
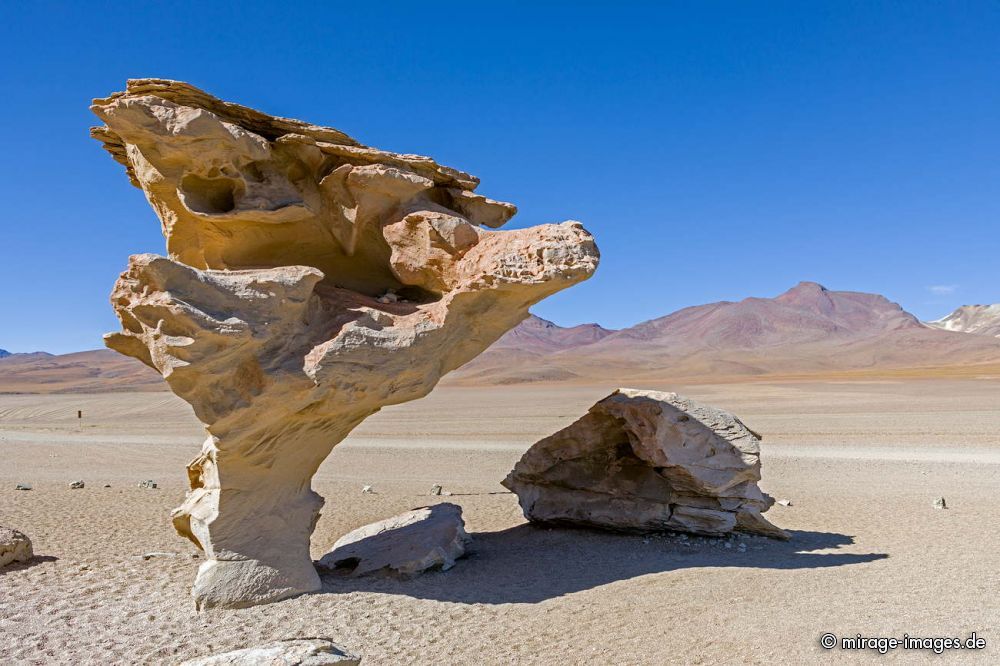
xmin=92 ymin=79 xmax=599 ymax=609
xmin=502 ymin=388 xmax=788 ymax=539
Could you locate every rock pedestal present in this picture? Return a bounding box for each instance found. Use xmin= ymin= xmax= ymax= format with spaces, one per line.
xmin=92 ymin=79 xmax=598 ymax=609
xmin=503 ymin=389 xmax=787 ymax=539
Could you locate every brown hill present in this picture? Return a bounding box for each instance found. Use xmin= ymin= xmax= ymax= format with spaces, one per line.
xmin=451 ymin=282 xmax=1000 ymax=384
xmin=5 ymin=283 xmax=1000 ymax=392
xmin=0 ymin=349 xmax=164 ymax=394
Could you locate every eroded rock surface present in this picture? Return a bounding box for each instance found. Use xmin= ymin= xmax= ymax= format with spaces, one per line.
xmin=92 ymin=79 xmax=598 ymax=609
xmin=0 ymin=527 xmax=33 ymax=568
xmin=317 ymin=503 xmax=470 ymax=577
xmin=179 ymin=638 xmax=360 ymax=665
xmin=502 ymin=389 xmax=788 ymax=539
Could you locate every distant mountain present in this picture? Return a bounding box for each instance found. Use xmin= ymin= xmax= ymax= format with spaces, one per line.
xmin=6 ymin=285 xmax=1000 ymax=393
xmin=491 ymin=315 xmax=615 ymax=353
xmin=927 ymin=304 xmax=1000 ymax=338
xmin=0 ymin=349 xmax=10 ymax=358
xmin=0 ymin=348 xmax=163 ymax=393
xmin=452 ymin=282 xmax=1000 ymax=383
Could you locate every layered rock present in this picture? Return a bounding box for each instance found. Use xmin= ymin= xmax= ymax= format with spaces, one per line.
xmin=92 ymin=79 xmax=599 ymax=609
xmin=502 ymin=389 xmax=787 ymax=539
xmin=317 ymin=503 xmax=470 ymax=577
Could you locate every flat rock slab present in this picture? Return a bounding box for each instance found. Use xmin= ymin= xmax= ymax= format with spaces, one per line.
xmin=179 ymin=638 xmax=360 ymax=665
xmin=0 ymin=526 xmax=33 ymax=568
xmin=317 ymin=503 xmax=470 ymax=577
xmin=502 ymin=388 xmax=788 ymax=539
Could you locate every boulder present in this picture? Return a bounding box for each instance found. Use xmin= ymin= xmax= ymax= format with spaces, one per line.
xmin=0 ymin=526 xmax=33 ymax=568
xmin=502 ymin=389 xmax=788 ymax=539
xmin=179 ymin=638 xmax=360 ymax=665
xmin=92 ymin=79 xmax=598 ymax=609
xmin=317 ymin=503 xmax=470 ymax=577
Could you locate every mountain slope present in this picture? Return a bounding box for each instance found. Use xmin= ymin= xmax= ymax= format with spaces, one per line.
xmin=452 ymin=282 xmax=1000 ymax=383
xmin=927 ymin=304 xmax=1000 ymax=338
xmin=6 ymin=286 xmax=1000 ymax=392
xmin=0 ymin=349 xmax=10 ymax=358
xmin=0 ymin=349 xmax=163 ymax=393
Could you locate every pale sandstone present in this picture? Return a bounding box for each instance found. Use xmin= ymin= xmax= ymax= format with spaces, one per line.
xmin=0 ymin=526 xmax=33 ymax=568
xmin=92 ymin=79 xmax=598 ymax=609
xmin=503 ymin=389 xmax=787 ymax=539
xmin=317 ymin=503 xmax=469 ymax=577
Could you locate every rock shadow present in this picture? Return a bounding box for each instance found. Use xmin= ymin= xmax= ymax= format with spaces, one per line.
xmin=318 ymin=525 xmax=888 ymax=605
xmin=0 ymin=555 xmax=59 ymax=574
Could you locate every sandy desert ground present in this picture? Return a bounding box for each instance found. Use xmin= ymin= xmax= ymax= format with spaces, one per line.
xmin=2 ymin=379 xmax=999 ymax=664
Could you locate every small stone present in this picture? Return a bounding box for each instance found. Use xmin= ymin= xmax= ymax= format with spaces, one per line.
xmin=142 ymin=552 xmax=175 ymax=560
xmin=933 ymin=497 xmax=947 ymax=510
xmin=776 ymin=499 xmax=792 ymax=507
xmin=138 ymin=480 xmax=158 ymax=489
xmin=69 ymin=480 xmax=85 ymax=489
xmin=361 ymin=485 xmax=374 ymax=494
xmin=14 ymin=483 xmax=32 ymax=491
xmin=429 ymin=484 xmax=443 ymax=496
xmin=104 ymin=484 xmax=112 ymax=488
xmin=724 ymin=542 xmax=732 ymax=549
xmin=376 ymin=291 xmax=400 ymax=304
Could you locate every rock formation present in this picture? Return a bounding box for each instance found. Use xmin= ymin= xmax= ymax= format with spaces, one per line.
xmin=317 ymin=503 xmax=470 ymax=577
xmin=91 ymin=79 xmax=598 ymax=609
xmin=180 ymin=638 xmax=360 ymax=665
xmin=1 ymin=527 xmax=33 ymax=568
xmin=502 ymin=389 xmax=787 ymax=539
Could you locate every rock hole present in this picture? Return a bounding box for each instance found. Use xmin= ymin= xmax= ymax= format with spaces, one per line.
xmin=332 ymin=557 xmax=361 ymax=572
xmin=179 ymin=174 xmax=238 ymax=214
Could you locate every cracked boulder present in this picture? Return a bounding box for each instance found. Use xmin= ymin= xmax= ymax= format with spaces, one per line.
xmin=1 ymin=527 xmax=33 ymax=568
xmin=502 ymin=389 xmax=788 ymax=539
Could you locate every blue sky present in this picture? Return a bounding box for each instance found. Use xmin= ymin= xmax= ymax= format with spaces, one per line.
xmin=1 ymin=2 xmax=998 ymax=353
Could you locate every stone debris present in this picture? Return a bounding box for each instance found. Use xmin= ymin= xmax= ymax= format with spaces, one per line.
xmin=503 ymin=389 xmax=788 ymax=540
xmin=138 ymin=480 xmax=158 ymax=489
xmin=142 ymin=552 xmax=177 ymax=560
xmin=317 ymin=503 xmax=470 ymax=577
xmin=361 ymin=485 xmax=375 ymax=494
xmin=429 ymin=484 xmax=443 ymax=496
xmin=933 ymin=497 xmax=947 ymax=510
xmin=93 ymin=78 xmax=598 ymax=610
xmin=1 ymin=526 xmax=33 ymax=568
xmin=14 ymin=483 xmax=32 ymax=491
xmin=776 ymin=499 xmax=792 ymax=507
xmin=179 ymin=638 xmax=360 ymax=665
xmin=69 ymin=480 xmax=85 ymax=489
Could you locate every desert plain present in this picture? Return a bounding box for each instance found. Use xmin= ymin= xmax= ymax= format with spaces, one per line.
xmin=2 ymin=376 xmax=998 ymax=664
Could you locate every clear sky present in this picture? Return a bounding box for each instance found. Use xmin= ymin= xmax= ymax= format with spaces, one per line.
xmin=1 ymin=2 xmax=998 ymax=353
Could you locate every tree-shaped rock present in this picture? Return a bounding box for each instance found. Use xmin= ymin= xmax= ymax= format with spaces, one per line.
xmin=91 ymin=80 xmax=599 ymax=609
